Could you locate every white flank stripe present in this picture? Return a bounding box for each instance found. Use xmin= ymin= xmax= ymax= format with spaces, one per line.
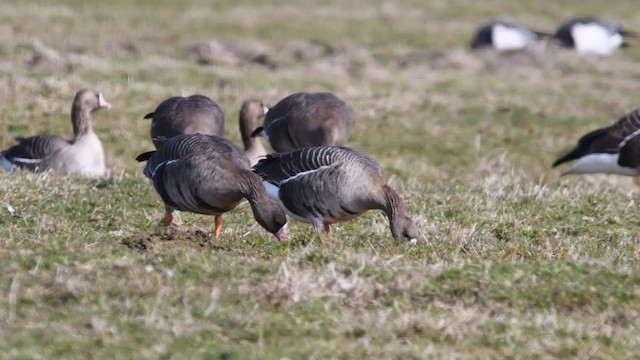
xmin=12 ymin=157 xmax=42 ymax=164
xmin=280 ymin=164 xmax=337 ymax=184
xmin=619 ymin=128 xmax=640 ymax=149
xmin=562 ymin=153 xmax=637 ymax=176
xmin=151 ymin=159 xmax=177 ymax=177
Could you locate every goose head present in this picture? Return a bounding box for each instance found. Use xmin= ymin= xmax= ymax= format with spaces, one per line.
xmin=390 ymin=215 xmax=419 ymax=244
xmin=74 ymin=88 xmax=112 ymax=113
xmin=252 ymin=198 xmax=288 ymax=241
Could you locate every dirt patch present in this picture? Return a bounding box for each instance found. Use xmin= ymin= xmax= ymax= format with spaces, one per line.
xmin=121 ymin=227 xmax=231 ymax=252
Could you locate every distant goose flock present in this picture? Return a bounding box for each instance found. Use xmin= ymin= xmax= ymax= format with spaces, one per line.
xmin=471 ymin=16 xmax=634 ymax=56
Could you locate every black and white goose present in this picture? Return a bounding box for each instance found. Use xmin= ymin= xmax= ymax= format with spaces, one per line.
xmin=552 ymin=108 xmax=640 ymax=184
xmin=553 ymin=17 xmax=636 ymax=56
xmin=144 ymin=95 xmax=225 ymax=148
xmin=251 ymin=92 xmax=353 ymax=153
xmin=253 ymin=146 xmax=419 ymax=243
xmin=239 ymin=98 xmax=269 ymax=166
xmin=136 ymin=133 xmax=287 ymax=240
xmin=0 ymin=89 xmax=111 ymax=177
xmin=470 ymin=20 xmax=549 ymax=51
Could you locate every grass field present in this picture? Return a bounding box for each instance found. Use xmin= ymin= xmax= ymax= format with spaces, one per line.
xmin=2 ymin=0 xmax=640 ymax=358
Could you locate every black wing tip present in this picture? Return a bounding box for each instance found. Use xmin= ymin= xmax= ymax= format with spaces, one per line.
xmin=143 ymin=112 xmax=154 ymax=119
xmin=250 ymin=126 xmax=264 ymax=138
xmin=136 ymin=150 xmax=155 ymax=162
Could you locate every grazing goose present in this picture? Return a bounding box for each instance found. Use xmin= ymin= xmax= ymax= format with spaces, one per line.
xmin=552 ymin=108 xmax=640 ymax=185
xmin=553 ymin=17 xmax=636 ymax=56
xmin=144 ymin=95 xmax=225 ymax=148
xmin=0 ymin=89 xmax=111 ymax=177
xmin=470 ymin=20 xmax=550 ymax=51
xmin=253 ymin=146 xmax=419 ymax=243
xmin=135 ymin=133 xmax=288 ymax=240
xmin=251 ymin=92 xmax=353 ymax=153
xmin=239 ymin=99 xmax=269 ymax=166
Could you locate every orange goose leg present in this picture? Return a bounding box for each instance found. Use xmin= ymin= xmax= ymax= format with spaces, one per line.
xmin=162 ymin=212 xmax=173 ymax=227
xmin=214 ymin=215 xmax=223 ymax=239
xmin=323 ymin=223 xmax=332 ymax=233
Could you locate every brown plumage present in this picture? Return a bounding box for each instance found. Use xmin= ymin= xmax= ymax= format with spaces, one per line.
xmin=136 ymin=133 xmax=288 ymax=240
xmin=239 ymin=99 xmax=269 ymax=166
xmin=144 ymin=95 xmax=225 ymax=148
xmin=0 ymin=89 xmax=111 ymax=177
xmin=253 ymin=146 xmax=418 ymax=243
xmin=251 ymin=92 xmax=353 ymax=152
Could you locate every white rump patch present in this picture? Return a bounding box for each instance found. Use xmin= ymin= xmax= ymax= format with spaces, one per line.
xmin=562 ymin=153 xmax=637 ymax=176
xmin=492 ymin=24 xmax=532 ymax=50
xmin=572 ymin=23 xmax=622 ymax=56
xmin=12 ymin=157 xmax=42 ymax=164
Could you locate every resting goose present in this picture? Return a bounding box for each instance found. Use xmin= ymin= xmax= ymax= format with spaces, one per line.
xmin=135 ymin=133 xmax=287 ymax=240
xmin=144 ymin=95 xmax=225 ymax=148
xmin=253 ymin=146 xmax=419 ymax=243
xmin=554 ymin=17 xmax=636 ymax=56
xmin=0 ymin=88 xmax=111 ymax=177
xmin=239 ymin=99 xmax=269 ymax=166
xmin=552 ymin=108 xmax=640 ymax=185
xmin=251 ymin=92 xmax=353 ymax=153
xmin=470 ymin=20 xmax=550 ymax=51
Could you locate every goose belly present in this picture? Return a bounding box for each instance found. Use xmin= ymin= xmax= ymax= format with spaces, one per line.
xmin=56 ymin=135 xmax=106 ymax=177
xmin=563 ymin=153 xmax=638 ymax=176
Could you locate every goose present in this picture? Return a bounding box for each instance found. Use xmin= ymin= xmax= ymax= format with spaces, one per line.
xmin=253 ymin=146 xmax=419 ymax=243
xmin=144 ymin=95 xmax=225 ymax=148
xmin=239 ymin=98 xmax=269 ymax=166
xmin=470 ymin=20 xmax=550 ymax=51
xmin=552 ymin=108 xmax=640 ymax=185
xmin=251 ymin=92 xmax=353 ymax=153
xmin=553 ymin=17 xmax=636 ymax=56
xmin=135 ymin=133 xmax=288 ymax=240
xmin=0 ymin=88 xmax=111 ymax=177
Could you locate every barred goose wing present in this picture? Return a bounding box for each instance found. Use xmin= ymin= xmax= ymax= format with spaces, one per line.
xmin=1 ymin=135 xmax=69 ymax=172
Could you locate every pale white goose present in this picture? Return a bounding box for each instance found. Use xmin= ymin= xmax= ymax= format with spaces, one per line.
xmin=253 ymin=146 xmax=418 ymax=243
xmin=552 ymin=107 xmax=640 ymax=185
xmin=0 ymin=89 xmax=111 ymax=177
xmin=239 ymin=98 xmax=269 ymax=166
xmin=144 ymin=95 xmax=225 ymax=148
xmin=554 ymin=17 xmax=636 ymax=56
xmin=470 ymin=20 xmax=550 ymax=51
xmin=251 ymin=92 xmax=353 ymax=153
xmin=135 ymin=133 xmax=288 ymax=240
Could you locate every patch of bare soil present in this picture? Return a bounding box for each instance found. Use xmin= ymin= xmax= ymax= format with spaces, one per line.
xmin=121 ymin=227 xmax=230 ymax=252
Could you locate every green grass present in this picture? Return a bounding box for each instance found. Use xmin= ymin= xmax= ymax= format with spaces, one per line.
xmin=2 ymin=0 xmax=640 ymax=358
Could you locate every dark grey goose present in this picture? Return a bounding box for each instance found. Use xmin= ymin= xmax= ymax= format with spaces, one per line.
xmin=552 ymin=107 xmax=640 ymax=185
xmin=239 ymin=98 xmax=269 ymax=166
xmin=144 ymin=95 xmax=225 ymax=148
xmin=0 ymin=89 xmax=111 ymax=177
xmin=253 ymin=146 xmax=418 ymax=243
xmin=251 ymin=92 xmax=353 ymax=153
xmin=136 ymin=133 xmax=288 ymax=240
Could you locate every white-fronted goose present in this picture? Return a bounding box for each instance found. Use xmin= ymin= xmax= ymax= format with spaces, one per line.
xmin=554 ymin=17 xmax=636 ymax=56
xmin=470 ymin=20 xmax=550 ymax=51
xmin=0 ymin=89 xmax=111 ymax=177
xmin=144 ymin=95 xmax=225 ymax=148
xmin=135 ymin=133 xmax=288 ymax=240
xmin=239 ymin=99 xmax=269 ymax=166
xmin=253 ymin=146 xmax=418 ymax=243
xmin=251 ymin=92 xmax=353 ymax=153
xmin=553 ymin=108 xmax=640 ymax=185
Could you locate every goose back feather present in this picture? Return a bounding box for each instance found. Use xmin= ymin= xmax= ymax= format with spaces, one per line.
xmin=252 ymin=92 xmax=353 ymax=152
xmin=146 ymin=95 xmax=225 ymax=148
